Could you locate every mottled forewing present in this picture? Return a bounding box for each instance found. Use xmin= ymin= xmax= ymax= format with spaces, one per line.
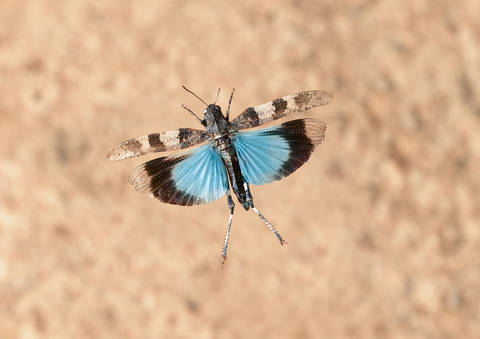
xmin=128 ymin=143 xmax=229 ymax=206
xmin=231 ymin=90 xmax=332 ymax=131
xmin=233 ymin=118 xmax=326 ymax=186
xmin=106 ymin=128 xmax=208 ymax=161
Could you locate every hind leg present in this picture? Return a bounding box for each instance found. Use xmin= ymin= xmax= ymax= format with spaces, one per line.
xmin=221 ymin=188 xmax=235 ymax=268
xmin=244 ymin=183 xmax=287 ymax=246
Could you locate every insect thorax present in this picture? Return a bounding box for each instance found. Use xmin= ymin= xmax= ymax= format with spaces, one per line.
xmin=212 ymin=134 xmax=233 ymax=152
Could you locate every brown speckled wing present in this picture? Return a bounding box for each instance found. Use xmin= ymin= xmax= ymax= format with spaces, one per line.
xmin=231 ymin=90 xmax=332 ymax=131
xmin=106 ymin=128 xmax=208 ymax=161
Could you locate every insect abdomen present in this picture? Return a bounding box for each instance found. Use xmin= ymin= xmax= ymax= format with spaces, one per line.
xmin=214 ymin=136 xmax=249 ymax=210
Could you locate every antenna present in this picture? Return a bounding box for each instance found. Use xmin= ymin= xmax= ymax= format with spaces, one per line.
xmin=214 ymin=88 xmax=221 ymax=104
xmin=182 ymin=85 xmax=208 ymax=106
xmin=225 ymin=88 xmax=235 ymax=121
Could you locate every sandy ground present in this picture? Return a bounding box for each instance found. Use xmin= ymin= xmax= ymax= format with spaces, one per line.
xmin=1 ymin=1 xmax=479 ymax=338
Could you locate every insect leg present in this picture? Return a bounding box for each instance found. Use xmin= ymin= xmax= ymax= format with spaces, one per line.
xmin=221 ymin=188 xmax=235 ymax=268
xmin=243 ymin=183 xmax=287 ymax=246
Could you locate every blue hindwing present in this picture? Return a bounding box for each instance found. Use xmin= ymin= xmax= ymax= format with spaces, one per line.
xmin=233 ymin=128 xmax=289 ymax=185
xmin=232 ymin=118 xmax=326 ymax=186
xmin=129 ymin=142 xmax=229 ymax=206
xmin=172 ymin=143 xmax=229 ymax=204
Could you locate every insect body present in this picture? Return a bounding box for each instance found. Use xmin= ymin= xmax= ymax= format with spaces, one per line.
xmin=107 ymin=87 xmax=332 ymax=265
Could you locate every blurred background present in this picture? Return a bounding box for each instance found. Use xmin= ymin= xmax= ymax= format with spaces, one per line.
xmin=1 ymin=1 xmax=479 ymax=338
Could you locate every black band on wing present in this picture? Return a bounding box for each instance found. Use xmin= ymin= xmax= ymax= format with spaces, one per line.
xmin=143 ymin=155 xmax=198 ymax=206
xmin=128 ymin=154 xmax=190 ymax=204
xmin=277 ymin=119 xmax=317 ymax=176
xmin=272 ymin=97 xmax=288 ymax=116
xmin=148 ymin=133 xmax=165 ymax=148
xmin=129 ymin=154 xmax=203 ymax=206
